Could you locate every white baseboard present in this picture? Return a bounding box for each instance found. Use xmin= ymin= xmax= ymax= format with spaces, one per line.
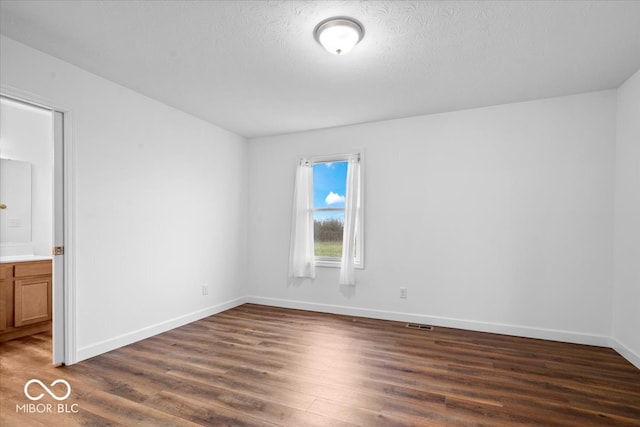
xmin=75 ymin=296 xmax=247 ymax=363
xmin=246 ymin=296 xmax=612 ymax=348
xmin=609 ymin=337 xmax=640 ymax=370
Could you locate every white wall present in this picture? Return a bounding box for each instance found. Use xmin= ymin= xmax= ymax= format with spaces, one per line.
xmin=248 ymin=91 xmax=616 ymax=345
xmin=0 ymin=36 xmax=249 ymax=361
xmin=0 ymin=99 xmax=53 ymax=257
xmin=612 ymin=69 xmax=640 ymax=367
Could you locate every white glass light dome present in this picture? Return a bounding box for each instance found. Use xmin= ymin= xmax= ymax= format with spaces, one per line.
xmin=314 ymin=17 xmax=364 ymax=55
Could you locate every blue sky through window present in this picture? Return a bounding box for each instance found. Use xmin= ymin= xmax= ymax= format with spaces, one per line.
xmin=313 ymin=161 xmax=347 ymax=222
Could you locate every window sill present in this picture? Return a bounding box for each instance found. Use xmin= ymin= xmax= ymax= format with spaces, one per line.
xmin=315 ymin=258 xmax=364 ymax=269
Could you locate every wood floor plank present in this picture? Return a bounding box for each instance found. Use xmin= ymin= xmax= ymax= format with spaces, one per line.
xmin=1 ymin=303 xmax=639 ymax=426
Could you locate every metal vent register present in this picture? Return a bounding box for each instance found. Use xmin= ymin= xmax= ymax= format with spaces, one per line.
xmin=406 ymin=323 xmax=433 ymax=331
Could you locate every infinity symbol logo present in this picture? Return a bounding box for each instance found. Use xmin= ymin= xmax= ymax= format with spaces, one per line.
xmin=24 ymin=379 xmax=72 ymax=401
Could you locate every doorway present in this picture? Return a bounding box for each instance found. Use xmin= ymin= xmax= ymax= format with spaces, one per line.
xmin=0 ymin=93 xmax=71 ymax=365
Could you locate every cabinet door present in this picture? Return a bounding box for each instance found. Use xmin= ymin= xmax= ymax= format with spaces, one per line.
xmin=0 ymin=264 xmax=14 ymax=331
xmin=14 ymin=277 xmax=51 ymax=327
xmin=0 ymin=280 xmax=7 ymax=331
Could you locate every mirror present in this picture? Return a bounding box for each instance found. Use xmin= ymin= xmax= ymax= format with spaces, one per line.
xmin=0 ymin=158 xmax=32 ymax=243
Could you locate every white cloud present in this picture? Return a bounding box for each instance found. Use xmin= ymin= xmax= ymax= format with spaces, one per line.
xmin=325 ymin=192 xmax=345 ymax=205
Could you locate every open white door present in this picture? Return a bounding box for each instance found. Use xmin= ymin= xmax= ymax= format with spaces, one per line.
xmin=52 ymin=110 xmax=65 ymax=365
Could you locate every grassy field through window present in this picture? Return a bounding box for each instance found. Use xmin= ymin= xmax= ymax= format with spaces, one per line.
xmin=315 ymin=240 xmax=342 ymax=258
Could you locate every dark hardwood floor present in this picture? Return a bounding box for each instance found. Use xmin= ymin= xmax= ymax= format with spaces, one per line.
xmin=1 ymin=303 xmax=639 ymax=426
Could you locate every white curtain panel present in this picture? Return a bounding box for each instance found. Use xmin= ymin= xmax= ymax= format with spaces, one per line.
xmin=339 ymin=156 xmax=360 ymax=285
xmin=288 ymin=159 xmax=315 ymax=279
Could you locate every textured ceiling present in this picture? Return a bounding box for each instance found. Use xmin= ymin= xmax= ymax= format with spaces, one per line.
xmin=1 ymin=1 xmax=640 ymax=138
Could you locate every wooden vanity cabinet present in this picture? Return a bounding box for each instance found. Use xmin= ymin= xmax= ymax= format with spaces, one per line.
xmin=0 ymin=260 xmax=52 ymax=342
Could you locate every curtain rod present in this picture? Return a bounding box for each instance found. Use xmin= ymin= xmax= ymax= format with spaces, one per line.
xmin=300 ymin=153 xmax=360 ymax=165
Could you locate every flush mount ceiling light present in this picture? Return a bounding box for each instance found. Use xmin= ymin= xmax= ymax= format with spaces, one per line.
xmin=314 ymin=17 xmax=364 ymax=55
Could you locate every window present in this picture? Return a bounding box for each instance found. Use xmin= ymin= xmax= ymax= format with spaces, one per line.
xmin=313 ymin=160 xmax=347 ymax=258
xmin=311 ymin=155 xmax=363 ymax=268
xmin=289 ymin=152 xmax=363 ymax=282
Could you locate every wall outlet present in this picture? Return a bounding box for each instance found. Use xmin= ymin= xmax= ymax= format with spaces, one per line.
xmin=202 ymin=284 xmax=209 ymax=296
xmin=400 ymin=287 xmax=407 ymax=299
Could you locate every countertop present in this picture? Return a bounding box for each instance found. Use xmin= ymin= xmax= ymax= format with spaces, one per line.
xmin=0 ymin=255 xmax=53 ymax=263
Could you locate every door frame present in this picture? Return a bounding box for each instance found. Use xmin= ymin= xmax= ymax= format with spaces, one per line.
xmin=1 ymin=85 xmax=76 ymax=365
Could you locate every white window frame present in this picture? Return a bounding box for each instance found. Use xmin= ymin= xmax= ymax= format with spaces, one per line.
xmin=311 ymin=152 xmax=364 ymax=269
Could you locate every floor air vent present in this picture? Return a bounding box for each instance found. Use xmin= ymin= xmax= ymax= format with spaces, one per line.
xmin=406 ymin=323 xmax=433 ymax=331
